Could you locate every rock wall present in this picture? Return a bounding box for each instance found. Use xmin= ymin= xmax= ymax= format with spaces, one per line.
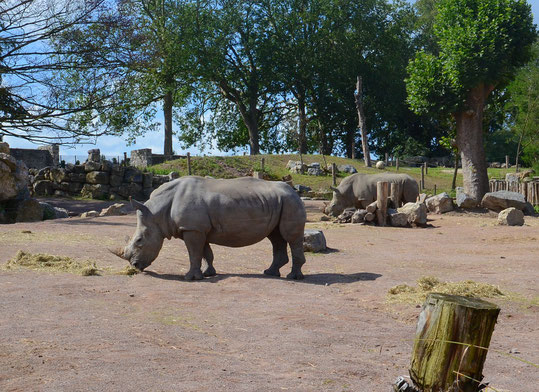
xmin=30 ymin=149 xmax=172 ymax=201
xmin=130 ymin=148 xmax=186 ymax=168
xmin=10 ymin=147 xmax=55 ymax=169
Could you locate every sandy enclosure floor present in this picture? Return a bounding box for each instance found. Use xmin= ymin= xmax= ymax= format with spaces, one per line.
xmin=0 ymin=200 xmax=538 ymax=392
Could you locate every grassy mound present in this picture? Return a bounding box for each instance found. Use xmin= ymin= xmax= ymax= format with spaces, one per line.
xmin=4 ymin=251 xmax=140 ymax=276
xmin=387 ymin=276 xmax=504 ymax=304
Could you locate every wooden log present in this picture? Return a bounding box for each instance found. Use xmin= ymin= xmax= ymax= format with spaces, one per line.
xmin=364 ymin=211 xmax=375 ymax=222
xmin=376 ymin=181 xmax=389 ymax=226
xmin=390 ymin=182 xmax=401 ymax=209
xmin=385 ymin=152 xmax=389 ymax=166
xmin=332 ymin=163 xmax=337 ymax=186
xmin=187 ymin=152 xmax=192 ymax=175
xmin=409 ymin=293 xmax=500 ymax=392
xmin=366 ymin=201 xmax=378 ymax=213
xmin=433 ymin=184 xmax=437 ymax=195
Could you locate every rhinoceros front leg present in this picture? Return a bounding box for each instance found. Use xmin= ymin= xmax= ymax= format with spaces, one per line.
xmin=263 ymin=229 xmax=289 ymax=277
xmin=202 ymin=243 xmax=216 ymax=277
xmin=183 ymin=231 xmax=206 ymax=281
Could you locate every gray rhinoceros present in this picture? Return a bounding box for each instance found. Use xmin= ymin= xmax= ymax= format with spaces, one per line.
xmin=325 ymin=173 xmax=419 ymax=216
xmin=115 ymin=176 xmax=307 ymax=280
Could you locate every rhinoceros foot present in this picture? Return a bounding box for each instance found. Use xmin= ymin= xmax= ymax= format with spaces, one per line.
xmin=286 ymin=270 xmax=304 ymax=280
xmin=263 ymin=268 xmax=281 ymax=277
xmin=185 ymin=268 xmax=204 ymax=281
xmin=203 ymin=265 xmax=217 ymax=277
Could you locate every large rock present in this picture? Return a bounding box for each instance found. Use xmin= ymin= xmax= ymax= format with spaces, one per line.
xmin=84 ymin=161 xmax=101 ymax=172
xmin=456 ymin=187 xmax=477 ymax=208
xmin=49 ymin=167 xmax=67 ymax=183
xmin=398 ymin=202 xmax=427 ymax=226
xmin=86 ymin=170 xmax=110 ymax=184
xmin=351 ymin=209 xmax=367 ymax=223
xmin=68 ymin=172 xmax=86 ymax=182
xmin=425 ymin=192 xmax=454 ymax=214
xmin=33 ymin=180 xmax=54 ymax=196
xmin=99 ymin=203 xmax=128 ymax=217
xmin=336 ymin=208 xmax=356 ymax=223
xmin=337 ymin=164 xmax=357 ymax=174
xmin=375 ymin=161 xmax=386 ymax=170
xmin=0 ymin=161 xmax=18 ymax=200
xmin=81 ymin=184 xmax=110 ymax=199
xmin=87 ymin=148 xmax=100 ymax=162
xmin=497 ymin=207 xmax=524 ymax=226
xmin=0 ymin=142 xmax=9 ymax=154
xmin=0 ymin=152 xmax=18 ymax=171
xmin=389 ymin=211 xmax=409 ymax=227
xmin=110 ymin=174 xmax=124 ymax=187
xmin=307 ymin=167 xmax=323 ymax=176
xmin=142 ymin=172 xmax=153 ymax=188
xmin=15 ymin=199 xmax=43 ymax=222
xmin=303 ymin=229 xmax=327 ymax=252
xmin=294 ymin=184 xmax=311 ymax=194
xmin=124 ymin=167 xmax=143 ymax=183
xmin=481 ymin=191 xmax=527 ymax=212
xmin=41 ymin=202 xmax=70 ymax=220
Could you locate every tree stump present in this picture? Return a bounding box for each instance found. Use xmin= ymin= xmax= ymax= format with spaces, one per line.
xmin=390 ymin=182 xmax=402 ymax=208
xmin=376 ymin=181 xmax=389 ymax=226
xmin=409 ymin=293 xmax=500 ymax=392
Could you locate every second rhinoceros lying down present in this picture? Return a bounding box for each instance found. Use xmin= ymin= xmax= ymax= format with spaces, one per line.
xmin=325 ymin=173 xmax=419 ymax=216
xmin=114 ymin=176 xmax=307 ymax=280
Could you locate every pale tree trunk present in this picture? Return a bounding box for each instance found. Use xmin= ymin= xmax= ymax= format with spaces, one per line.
xmin=455 ymin=84 xmax=493 ymax=203
xmin=163 ymin=90 xmax=173 ymax=156
xmin=354 ymin=76 xmax=370 ymax=166
xmin=451 ymin=154 xmax=459 ymax=190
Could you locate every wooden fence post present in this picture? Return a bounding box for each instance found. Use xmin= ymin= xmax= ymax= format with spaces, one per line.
xmin=331 ymin=163 xmax=337 ymax=186
xmin=396 ymin=157 xmax=399 ymax=171
xmin=505 ymin=155 xmax=509 ymax=169
xmin=385 ymin=152 xmax=389 ymax=166
xmin=390 ymin=182 xmax=401 ymax=209
xmin=409 ymin=293 xmax=500 ymax=392
xmin=123 ymin=152 xmax=127 ymax=166
xmin=433 ymin=184 xmax=437 ymax=195
xmin=420 ymin=164 xmax=425 ymax=190
xmin=261 ymin=157 xmax=265 ymax=172
xmin=424 ymin=161 xmax=428 ymax=175
xmin=187 ymin=152 xmax=192 ymax=175
xmin=376 ymin=181 xmax=389 ymax=226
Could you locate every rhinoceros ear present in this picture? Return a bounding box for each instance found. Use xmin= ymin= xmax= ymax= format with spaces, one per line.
xmin=130 ymin=197 xmax=152 ymax=217
xmin=330 ymin=186 xmax=340 ymax=194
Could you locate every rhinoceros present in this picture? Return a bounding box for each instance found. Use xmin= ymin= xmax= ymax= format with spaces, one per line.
xmin=114 ymin=176 xmax=307 ymax=280
xmin=325 ymin=173 xmax=419 ymax=216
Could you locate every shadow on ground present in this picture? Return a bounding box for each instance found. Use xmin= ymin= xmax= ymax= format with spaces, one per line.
xmin=144 ymin=270 xmax=381 ymax=286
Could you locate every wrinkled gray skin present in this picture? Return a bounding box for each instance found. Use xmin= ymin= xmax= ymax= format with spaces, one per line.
xmin=325 ymin=173 xmax=419 ymax=216
xmin=123 ymin=176 xmax=307 ymax=280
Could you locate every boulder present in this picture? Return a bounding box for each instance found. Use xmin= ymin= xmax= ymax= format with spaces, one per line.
xmin=86 ymin=171 xmax=110 ymax=184
xmin=351 ymin=209 xmax=367 ymax=223
xmin=87 ymin=148 xmax=100 ymax=162
xmin=425 ymin=192 xmax=454 ymax=214
xmin=33 ymin=180 xmax=54 ymax=196
xmin=389 ymin=211 xmax=409 ymax=227
xmin=303 ymin=229 xmax=327 ymax=252
xmin=337 ymin=164 xmax=357 ymax=174
xmin=481 ymin=191 xmax=527 ymax=212
xmin=294 ymin=184 xmax=311 ymax=194
xmin=84 ymin=161 xmax=101 ymax=172
xmin=99 ymin=203 xmax=128 ymax=217
xmin=375 ymin=161 xmax=386 ymax=170
xmin=114 ymin=182 xmax=143 ymax=199
xmin=456 ymin=187 xmax=477 ymax=208
xmin=54 ymin=207 xmax=69 ymax=219
xmin=0 ymin=152 xmax=18 ymax=171
xmin=72 ymin=164 xmax=85 ymax=173
xmin=81 ymin=210 xmax=99 ymax=218
xmin=41 ymin=203 xmax=69 ymax=220
xmin=417 ymin=193 xmax=428 ymax=204
xmin=490 ymin=162 xmax=501 ymax=168
xmin=81 ymin=184 xmax=110 ymax=199
xmin=142 ymin=172 xmax=153 ymax=188
xmin=49 ymin=168 xmax=67 ymax=183
xmin=398 ymin=202 xmax=427 ymax=226
xmin=15 ymin=199 xmax=43 ymax=222
xmin=100 ymin=160 xmax=113 ymax=172
xmin=307 ymin=167 xmax=323 ymax=176
xmin=523 ymin=202 xmax=535 ymax=216
xmin=67 ymin=182 xmax=84 ymax=194
xmin=110 ymin=174 xmax=123 ymax=187
xmin=0 ymin=142 xmax=9 ymax=154
xmin=68 ymin=172 xmax=86 ymax=182
xmin=0 ymin=161 xmax=18 ymax=200
xmin=497 ymin=207 xmax=524 ymax=226
xmin=153 ymin=174 xmax=170 ymax=188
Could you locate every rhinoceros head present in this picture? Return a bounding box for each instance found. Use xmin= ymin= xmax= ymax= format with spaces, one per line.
xmin=325 ymin=186 xmax=346 ymax=217
xmin=121 ymin=199 xmax=164 ymax=271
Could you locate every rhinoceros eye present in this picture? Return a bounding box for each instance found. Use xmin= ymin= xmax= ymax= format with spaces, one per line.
xmin=134 ymin=237 xmax=143 ymax=247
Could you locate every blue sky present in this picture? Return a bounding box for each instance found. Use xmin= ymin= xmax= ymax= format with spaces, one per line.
xmin=5 ymin=0 xmax=539 ymax=159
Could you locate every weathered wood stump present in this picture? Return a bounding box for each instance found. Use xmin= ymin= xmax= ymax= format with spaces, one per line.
xmin=376 ymin=181 xmax=389 ymax=226
xmin=409 ymin=293 xmax=500 ymax=392
xmin=390 ymin=182 xmax=402 ymax=208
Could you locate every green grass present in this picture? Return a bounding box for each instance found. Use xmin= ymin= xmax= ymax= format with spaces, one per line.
xmin=147 ymin=154 xmax=527 ymax=196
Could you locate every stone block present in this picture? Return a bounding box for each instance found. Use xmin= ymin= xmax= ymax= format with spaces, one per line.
xmin=303 ymin=229 xmax=327 ymax=252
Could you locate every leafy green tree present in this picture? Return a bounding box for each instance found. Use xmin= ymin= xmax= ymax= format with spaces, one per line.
xmin=506 ymin=40 xmax=539 ymax=171
xmin=53 ymin=0 xmax=194 ymax=155
xmin=407 ymin=0 xmax=536 ymax=201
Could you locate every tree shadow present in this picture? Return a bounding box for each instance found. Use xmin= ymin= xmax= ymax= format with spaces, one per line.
xmin=143 ymin=270 xmax=381 ymax=286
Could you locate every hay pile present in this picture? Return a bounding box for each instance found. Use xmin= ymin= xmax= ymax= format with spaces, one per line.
xmin=4 ymin=251 xmax=140 ymax=276
xmin=388 ymin=276 xmax=504 ymax=304
xmin=5 ymin=251 xmax=99 ymax=276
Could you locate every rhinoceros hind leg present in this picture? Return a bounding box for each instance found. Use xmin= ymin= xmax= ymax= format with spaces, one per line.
xmin=202 ymin=243 xmax=216 ymax=277
xmin=264 ymin=229 xmax=289 ymax=277
xmin=287 ymin=240 xmax=305 ymax=280
xmin=183 ymin=231 xmax=206 ymax=281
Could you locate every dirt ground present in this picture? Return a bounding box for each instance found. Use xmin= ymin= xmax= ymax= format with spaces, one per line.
xmin=0 ymin=200 xmax=537 ymax=392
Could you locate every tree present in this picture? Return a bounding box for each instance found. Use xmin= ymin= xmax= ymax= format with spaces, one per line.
xmin=0 ymin=0 xmax=108 ymax=143
xmin=506 ymin=40 xmax=539 ymax=171
xmin=53 ymin=0 xmax=194 ymax=155
xmin=407 ymin=0 xmax=536 ymax=202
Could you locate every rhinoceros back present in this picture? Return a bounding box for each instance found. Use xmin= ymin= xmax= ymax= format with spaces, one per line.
xmin=148 ymin=177 xmax=305 ymax=247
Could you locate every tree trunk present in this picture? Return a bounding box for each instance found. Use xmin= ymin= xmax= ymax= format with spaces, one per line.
xmin=298 ymin=88 xmax=308 ymax=154
xmin=163 ymin=90 xmax=173 ymax=156
xmin=452 ymin=154 xmax=459 ymax=190
xmin=409 ymin=293 xmax=500 ymax=392
xmin=243 ymin=112 xmax=260 ymax=155
xmin=354 ymin=76 xmax=371 ymax=166
xmin=455 ymin=84 xmax=493 ymax=203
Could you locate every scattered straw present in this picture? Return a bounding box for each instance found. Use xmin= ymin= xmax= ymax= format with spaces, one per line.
xmin=388 ymin=276 xmax=504 ymax=304
xmin=5 ymin=251 xmax=99 ymax=276
xmin=115 ymin=265 xmax=140 ymax=276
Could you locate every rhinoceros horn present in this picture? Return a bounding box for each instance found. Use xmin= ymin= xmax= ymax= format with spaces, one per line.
xmin=109 ymin=247 xmax=126 ymax=260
